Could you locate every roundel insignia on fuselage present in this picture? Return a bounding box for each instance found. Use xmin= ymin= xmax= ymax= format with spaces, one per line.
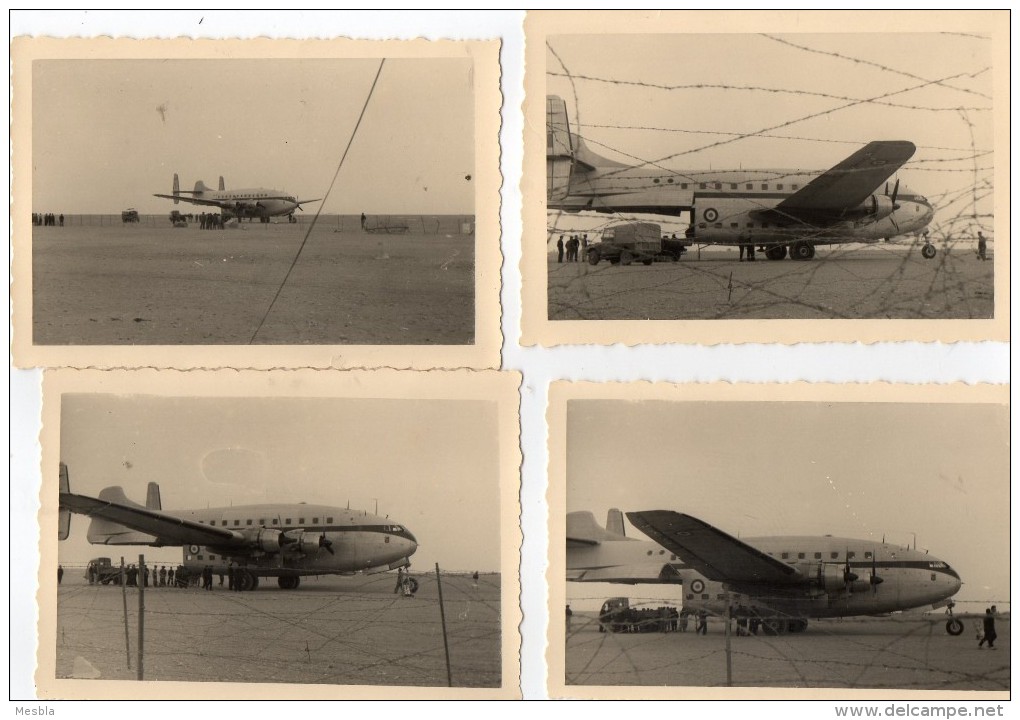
xmin=703 ymin=208 xmax=719 ymax=222
xmin=690 ymin=578 xmax=705 ymax=593
xmin=188 ymin=545 xmax=200 ymax=554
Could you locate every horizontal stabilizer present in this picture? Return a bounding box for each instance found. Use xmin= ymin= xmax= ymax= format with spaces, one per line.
xmin=567 ymin=510 xmax=632 ymax=546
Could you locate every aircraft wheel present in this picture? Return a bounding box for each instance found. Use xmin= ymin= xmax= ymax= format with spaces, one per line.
xmin=642 ymin=258 xmax=654 ymax=266
xmin=621 ymin=251 xmax=634 ymax=266
xmin=791 ymin=242 xmax=815 ymax=260
xmin=587 ymin=248 xmax=601 ymax=265
xmin=609 ymin=258 xmax=620 ymax=265
xmin=765 ymin=246 xmax=788 ymax=261
xmin=278 ymin=575 xmax=300 ymax=590
xmin=763 ymin=619 xmax=787 ymax=635
xmin=921 ymin=243 xmax=937 ymax=260
xmin=788 ymin=619 xmax=809 ymax=633
xmin=946 ymin=618 xmax=964 ymax=636
xmin=238 ymin=570 xmax=257 ymax=592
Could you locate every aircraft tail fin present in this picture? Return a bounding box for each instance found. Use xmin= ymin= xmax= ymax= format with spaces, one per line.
xmin=547 ymin=96 xmax=575 ymax=202
xmin=146 ymin=482 xmax=162 ymax=511
xmin=194 ymin=180 xmax=209 ymax=194
xmin=172 ymin=173 xmax=180 ymax=205
xmin=606 ymin=508 xmax=627 ymax=537
xmin=567 ymin=510 xmax=632 ymax=545
xmin=58 ymin=463 xmax=71 ymax=540
xmin=218 ymin=176 xmax=225 ymax=191
xmin=546 ymin=95 xmax=625 ymax=202
xmin=86 ymin=486 xmax=159 ymax=546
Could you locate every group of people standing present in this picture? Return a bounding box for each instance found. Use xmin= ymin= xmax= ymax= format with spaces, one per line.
xmin=198 ymin=212 xmax=225 ymax=230
xmin=34 ymin=212 xmax=63 ymax=226
xmin=556 ymin=234 xmax=588 ymax=263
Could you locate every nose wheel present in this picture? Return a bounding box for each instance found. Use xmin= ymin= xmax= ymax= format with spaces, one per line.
xmin=944 ymin=601 xmax=964 ymax=635
xmin=921 ymin=243 xmax=936 ymax=260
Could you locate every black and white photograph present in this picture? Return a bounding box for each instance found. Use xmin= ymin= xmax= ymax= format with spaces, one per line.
xmin=522 ymin=11 xmax=1007 ymax=345
xmin=38 ymin=369 xmax=522 ymax=699
xmin=14 ymin=37 xmax=502 ymax=369
xmin=548 ymin=382 xmax=1009 ymax=697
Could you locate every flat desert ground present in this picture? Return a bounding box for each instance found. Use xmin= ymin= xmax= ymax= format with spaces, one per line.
xmin=565 ymin=613 xmax=1009 ymax=691
xmin=549 ymin=244 xmax=994 ymax=320
xmin=54 ymin=572 xmax=501 ymax=689
xmin=33 ymin=223 xmax=474 ymax=345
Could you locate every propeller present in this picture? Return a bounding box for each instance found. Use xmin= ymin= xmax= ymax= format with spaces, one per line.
xmin=886 ymin=179 xmax=901 ymax=233
xmin=320 ymin=532 xmax=335 ymax=556
xmin=869 ymin=554 xmax=883 ymax=594
xmin=843 ymin=549 xmax=859 ymax=595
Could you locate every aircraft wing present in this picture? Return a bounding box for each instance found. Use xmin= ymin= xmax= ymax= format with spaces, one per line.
xmin=626 ymin=511 xmax=804 ymax=586
xmin=60 ymin=487 xmax=241 ymax=547
xmin=153 ymin=193 xmax=226 ymax=208
xmin=772 ymin=140 xmax=915 ymax=218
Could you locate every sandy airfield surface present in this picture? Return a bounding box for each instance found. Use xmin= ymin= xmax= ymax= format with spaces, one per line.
xmin=54 ymin=572 xmax=501 ymax=689
xmin=32 ymin=222 xmax=475 ymax=345
xmin=548 ymin=244 xmax=994 ymax=320
xmin=565 ymin=613 xmax=1009 ymax=691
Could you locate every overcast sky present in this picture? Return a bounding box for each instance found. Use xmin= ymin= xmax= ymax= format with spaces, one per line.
xmin=547 ymin=33 xmax=993 ymax=238
xmin=567 ymin=400 xmax=1009 ymax=606
xmin=32 ymin=58 xmax=474 ymax=215
xmin=59 ymin=394 xmax=500 ymax=573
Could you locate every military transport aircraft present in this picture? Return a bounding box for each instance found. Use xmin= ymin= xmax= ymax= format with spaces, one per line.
xmin=59 ymin=463 xmax=417 ymax=591
xmin=154 ymin=173 xmax=321 ymax=222
xmin=567 ymin=509 xmax=964 ymax=634
xmin=547 ymin=96 xmax=937 ymax=259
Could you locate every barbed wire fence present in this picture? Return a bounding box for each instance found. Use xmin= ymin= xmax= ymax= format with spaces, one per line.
xmin=564 ymin=592 xmax=1009 ymax=690
xmin=55 ymin=560 xmax=502 ymax=688
xmin=545 ymin=34 xmax=995 ymax=321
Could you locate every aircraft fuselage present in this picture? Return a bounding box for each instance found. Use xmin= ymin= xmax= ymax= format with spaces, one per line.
xmin=554 ymin=166 xmax=934 ymax=246
xmin=173 ymin=503 xmax=417 ymax=577
xmin=567 ymin=533 xmax=960 ymax=619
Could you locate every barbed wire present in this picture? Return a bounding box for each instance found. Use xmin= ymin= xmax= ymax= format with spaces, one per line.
xmin=546 ymin=72 xmax=992 ymax=113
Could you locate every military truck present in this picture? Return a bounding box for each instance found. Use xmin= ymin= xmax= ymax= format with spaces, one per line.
xmin=86 ymin=557 xmax=123 ymax=585
xmin=121 ymin=208 xmax=140 ymax=223
xmin=586 ymin=222 xmax=687 ymax=266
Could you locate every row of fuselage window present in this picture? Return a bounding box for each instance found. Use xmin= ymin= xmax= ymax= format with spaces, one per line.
xmin=651 ymin=548 xmax=875 ymax=561
xmin=196 ymin=517 xmax=333 ymax=528
xmin=652 ymin=179 xmax=800 ymax=191
xmin=699 ymin=221 xmax=782 ymax=230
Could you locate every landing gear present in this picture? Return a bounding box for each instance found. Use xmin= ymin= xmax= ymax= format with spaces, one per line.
xmin=921 ymin=243 xmax=936 ymax=260
xmin=790 ymin=241 xmax=815 ymax=260
xmin=762 ymin=619 xmax=788 ymax=635
xmin=237 ymin=569 xmax=258 ymax=591
xmin=277 ymin=575 xmax=301 ymax=590
xmin=945 ymin=602 xmax=964 ymax=635
xmin=765 ymin=245 xmax=788 ymax=261
xmin=788 ymin=619 xmax=809 ymax=633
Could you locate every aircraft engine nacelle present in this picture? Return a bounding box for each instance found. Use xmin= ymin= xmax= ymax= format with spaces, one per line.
xmin=859 ymin=193 xmax=895 ymax=221
xmin=282 ymin=530 xmax=325 ymax=555
xmin=817 ymin=563 xmax=871 ymax=594
xmin=244 ymin=528 xmax=285 ymax=553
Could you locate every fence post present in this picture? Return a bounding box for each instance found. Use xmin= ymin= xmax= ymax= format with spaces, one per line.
xmin=724 ymin=595 xmax=732 ymax=687
xmin=120 ymin=557 xmax=131 ymax=670
xmin=435 ymin=563 xmax=453 ymax=687
xmin=137 ymin=554 xmax=145 ymax=680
